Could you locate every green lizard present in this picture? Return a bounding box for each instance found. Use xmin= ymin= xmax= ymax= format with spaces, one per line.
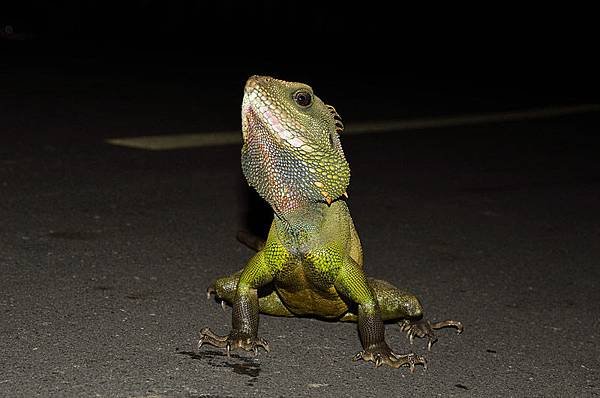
xmin=198 ymin=76 xmax=463 ymax=370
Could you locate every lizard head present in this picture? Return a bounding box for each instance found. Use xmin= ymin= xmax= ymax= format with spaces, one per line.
xmin=241 ymin=75 xmax=350 ymax=213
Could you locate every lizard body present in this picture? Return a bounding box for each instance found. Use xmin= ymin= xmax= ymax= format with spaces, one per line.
xmin=198 ymin=76 xmax=462 ymax=370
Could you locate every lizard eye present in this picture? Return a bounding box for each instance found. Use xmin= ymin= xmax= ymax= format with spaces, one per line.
xmin=293 ymin=90 xmax=312 ymax=107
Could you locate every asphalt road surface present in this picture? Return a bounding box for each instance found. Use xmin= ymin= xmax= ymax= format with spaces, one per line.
xmin=1 ymin=62 xmax=599 ymax=397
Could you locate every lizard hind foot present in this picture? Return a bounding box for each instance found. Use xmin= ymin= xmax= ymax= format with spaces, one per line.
xmin=399 ymin=319 xmax=464 ymax=351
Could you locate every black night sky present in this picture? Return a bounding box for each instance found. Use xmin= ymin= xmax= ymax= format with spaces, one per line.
xmin=2 ymin=2 xmax=598 ymax=100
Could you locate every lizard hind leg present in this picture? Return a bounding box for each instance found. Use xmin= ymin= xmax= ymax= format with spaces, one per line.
xmin=207 ymin=271 xmax=294 ymax=317
xmin=339 ymin=277 xmax=425 ymax=322
xmin=367 ymin=278 xmax=425 ymax=321
xmin=207 ymin=271 xmax=243 ymax=308
xmin=205 ymin=230 xmax=267 ymax=304
xmin=368 ymin=278 xmax=463 ymax=350
xmin=341 ymin=277 xmax=463 ymax=351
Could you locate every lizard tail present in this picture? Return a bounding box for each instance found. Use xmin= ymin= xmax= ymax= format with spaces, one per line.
xmin=236 ymin=230 xmax=266 ymax=252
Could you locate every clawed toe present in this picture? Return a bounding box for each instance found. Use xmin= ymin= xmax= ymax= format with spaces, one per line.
xmin=205 ymin=287 xmax=228 ymax=311
xmin=399 ymin=318 xmax=463 ymax=351
xmin=400 ymin=352 xmax=427 ymax=372
xmin=430 ymin=319 xmax=464 ymax=334
xmin=198 ymin=327 xmax=228 ymax=350
xmin=253 ymin=337 xmax=270 ymax=353
xmin=399 ymin=319 xmax=437 ymax=350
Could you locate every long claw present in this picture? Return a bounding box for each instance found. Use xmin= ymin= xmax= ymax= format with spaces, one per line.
xmin=430 ymin=320 xmax=464 ymax=334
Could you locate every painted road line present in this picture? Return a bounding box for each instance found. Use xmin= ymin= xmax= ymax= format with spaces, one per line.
xmin=106 ymin=131 xmax=241 ymax=150
xmin=106 ymin=103 xmax=600 ymax=150
xmin=345 ymin=104 xmax=600 ymax=135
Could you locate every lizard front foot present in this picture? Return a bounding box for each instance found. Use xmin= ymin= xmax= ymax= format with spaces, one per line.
xmin=352 ymin=343 xmax=426 ymax=372
xmin=198 ymin=327 xmax=270 ymax=356
xmin=399 ymin=319 xmax=464 ymax=351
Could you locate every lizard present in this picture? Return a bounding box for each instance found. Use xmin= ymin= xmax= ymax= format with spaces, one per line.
xmin=198 ymin=75 xmax=463 ymax=370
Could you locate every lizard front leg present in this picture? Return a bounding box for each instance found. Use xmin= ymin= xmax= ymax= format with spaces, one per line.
xmin=198 ymin=251 xmax=273 ymax=355
xmin=207 ymin=269 xmax=295 ymax=317
xmin=335 ymin=259 xmax=426 ymax=371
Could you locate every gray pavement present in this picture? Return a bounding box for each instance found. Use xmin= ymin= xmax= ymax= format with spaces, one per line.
xmin=1 ymin=66 xmax=599 ymax=397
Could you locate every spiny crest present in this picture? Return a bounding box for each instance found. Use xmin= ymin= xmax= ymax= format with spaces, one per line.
xmin=326 ymin=104 xmax=344 ymax=134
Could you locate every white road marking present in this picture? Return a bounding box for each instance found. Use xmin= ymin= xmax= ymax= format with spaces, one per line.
xmin=106 ymin=131 xmax=241 ymax=150
xmin=106 ymin=104 xmax=600 ymax=150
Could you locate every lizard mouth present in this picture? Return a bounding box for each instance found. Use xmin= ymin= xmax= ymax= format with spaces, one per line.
xmin=241 ymin=101 xmax=266 ymax=145
xmin=241 ymin=92 xmax=256 ymax=143
xmin=241 ymin=79 xmax=268 ymax=143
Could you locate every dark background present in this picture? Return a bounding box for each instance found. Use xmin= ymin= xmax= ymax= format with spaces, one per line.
xmin=2 ymin=2 xmax=598 ymax=99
